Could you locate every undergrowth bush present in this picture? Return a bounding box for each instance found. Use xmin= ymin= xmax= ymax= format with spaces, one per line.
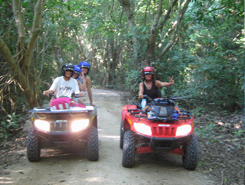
xmin=0 ymin=113 xmax=25 ymax=142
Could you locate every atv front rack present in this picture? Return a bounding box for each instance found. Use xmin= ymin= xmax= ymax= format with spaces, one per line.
xmin=29 ymin=106 xmax=96 ymax=119
xmin=29 ymin=106 xmax=95 ymax=114
xmin=127 ymin=108 xmax=191 ymax=122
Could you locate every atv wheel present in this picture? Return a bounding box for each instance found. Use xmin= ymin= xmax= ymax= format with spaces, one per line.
xmin=122 ymin=130 xmax=135 ymax=168
xmin=87 ymin=126 xmax=99 ymax=161
xmin=27 ymin=128 xmax=41 ymax=162
xmin=119 ymin=121 xmax=124 ymax=149
xmin=182 ymin=134 xmax=198 ymax=170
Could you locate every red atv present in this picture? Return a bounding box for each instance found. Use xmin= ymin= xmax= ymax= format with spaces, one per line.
xmin=120 ymin=95 xmax=198 ymax=170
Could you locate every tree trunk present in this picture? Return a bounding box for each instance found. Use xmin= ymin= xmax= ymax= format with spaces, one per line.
xmin=159 ymin=0 xmax=191 ymax=58
xmin=145 ymin=0 xmax=163 ymax=65
xmin=118 ymin=0 xmax=141 ymax=68
xmin=0 ymin=0 xmax=46 ymax=109
xmin=102 ymin=42 xmax=110 ymax=87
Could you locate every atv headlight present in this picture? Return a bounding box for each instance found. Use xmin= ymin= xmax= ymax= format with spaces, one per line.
xmin=176 ymin=125 xmax=192 ymax=136
xmin=134 ymin=122 xmax=152 ymax=136
xmin=71 ymin=119 xmax=89 ymax=132
xmin=34 ymin=120 xmax=50 ymax=132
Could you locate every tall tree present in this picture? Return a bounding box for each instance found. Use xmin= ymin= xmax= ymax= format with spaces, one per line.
xmin=118 ymin=0 xmax=191 ymax=66
xmin=0 ymin=0 xmax=46 ymax=108
xmin=118 ymin=0 xmax=141 ymax=68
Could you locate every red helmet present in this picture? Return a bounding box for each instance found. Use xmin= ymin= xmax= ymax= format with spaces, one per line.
xmin=142 ymin=66 xmax=155 ymax=80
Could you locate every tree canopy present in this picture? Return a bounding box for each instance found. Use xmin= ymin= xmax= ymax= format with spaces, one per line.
xmin=0 ymin=0 xmax=244 ymax=120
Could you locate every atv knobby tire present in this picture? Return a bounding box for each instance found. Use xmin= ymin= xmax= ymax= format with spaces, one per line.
xmin=119 ymin=121 xmax=124 ymax=149
xmin=87 ymin=126 xmax=99 ymax=161
xmin=122 ymin=130 xmax=135 ymax=168
xmin=182 ymin=134 xmax=198 ymax=170
xmin=27 ymin=128 xmax=41 ymax=162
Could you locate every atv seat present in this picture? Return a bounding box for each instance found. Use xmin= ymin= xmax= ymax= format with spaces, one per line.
xmin=152 ymin=98 xmax=175 ymax=117
xmin=151 ymin=105 xmax=174 ymax=117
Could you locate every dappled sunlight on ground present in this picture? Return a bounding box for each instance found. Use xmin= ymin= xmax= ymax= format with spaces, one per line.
xmin=0 ymin=177 xmax=15 ymax=184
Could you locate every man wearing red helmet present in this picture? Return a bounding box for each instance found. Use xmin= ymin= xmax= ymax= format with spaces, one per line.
xmin=139 ymin=66 xmax=174 ymax=100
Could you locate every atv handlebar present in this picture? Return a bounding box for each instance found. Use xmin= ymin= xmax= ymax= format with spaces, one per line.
xmin=71 ymin=92 xmax=80 ymax=99
xmin=137 ymin=95 xmax=153 ymax=102
xmin=47 ymin=92 xmax=80 ymax=99
xmin=138 ymin=95 xmax=182 ymax=102
xmin=49 ymin=93 xmax=56 ymax=99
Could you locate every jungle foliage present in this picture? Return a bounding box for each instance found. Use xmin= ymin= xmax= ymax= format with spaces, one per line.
xmin=0 ymin=0 xmax=244 ymax=140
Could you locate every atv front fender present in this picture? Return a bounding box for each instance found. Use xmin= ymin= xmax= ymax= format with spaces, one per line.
xmin=121 ymin=105 xmax=137 ymax=122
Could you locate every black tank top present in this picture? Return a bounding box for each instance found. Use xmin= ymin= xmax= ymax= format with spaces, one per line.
xmin=143 ymin=80 xmax=161 ymax=100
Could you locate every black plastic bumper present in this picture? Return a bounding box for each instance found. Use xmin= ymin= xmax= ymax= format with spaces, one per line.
xmin=135 ymin=133 xmax=192 ymax=152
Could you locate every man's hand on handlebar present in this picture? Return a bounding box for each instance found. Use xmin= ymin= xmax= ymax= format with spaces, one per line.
xmin=138 ymin=94 xmax=152 ymax=101
xmin=43 ymin=90 xmax=54 ymax=96
xmin=139 ymin=94 xmax=144 ymax=99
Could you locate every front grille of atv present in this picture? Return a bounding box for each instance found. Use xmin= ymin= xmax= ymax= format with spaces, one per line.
xmin=152 ymin=126 xmax=176 ymax=137
xmin=50 ymin=122 xmax=70 ymax=132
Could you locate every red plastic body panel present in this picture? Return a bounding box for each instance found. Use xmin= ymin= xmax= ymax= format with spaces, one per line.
xmin=123 ymin=105 xmax=194 ymax=138
xmin=136 ymin=146 xmax=184 ymax=156
xmin=122 ymin=105 xmax=137 ymax=121
xmin=169 ymin=148 xmax=184 ymax=155
xmin=136 ymin=146 xmax=152 ymax=154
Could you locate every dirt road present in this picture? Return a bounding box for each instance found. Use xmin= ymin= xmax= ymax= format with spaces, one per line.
xmin=0 ymin=88 xmax=217 ymax=185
